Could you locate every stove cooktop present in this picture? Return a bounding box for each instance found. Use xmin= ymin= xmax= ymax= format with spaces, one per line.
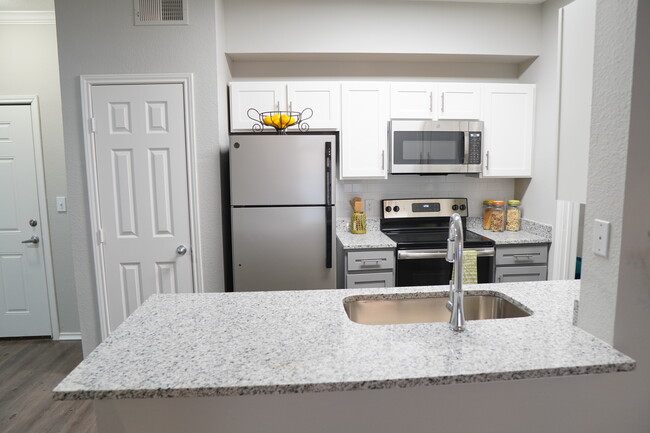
xmin=379 ymin=198 xmax=495 ymax=250
xmin=383 ymin=229 xmax=494 ymax=250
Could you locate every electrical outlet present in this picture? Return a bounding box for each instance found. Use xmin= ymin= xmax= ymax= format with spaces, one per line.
xmin=593 ymin=219 xmax=610 ymax=257
xmin=365 ymin=199 xmax=374 ymax=215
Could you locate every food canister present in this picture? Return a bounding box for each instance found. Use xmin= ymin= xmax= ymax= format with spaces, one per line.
xmin=506 ymin=200 xmax=522 ymax=231
xmin=490 ymin=201 xmax=506 ymax=232
xmin=351 ymin=212 xmax=366 ymax=234
xmin=482 ymin=200 xmax=493 ymax=230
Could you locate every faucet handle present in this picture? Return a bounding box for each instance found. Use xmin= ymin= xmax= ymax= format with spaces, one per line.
xmin=446 ymin=239 xmax=456 ymax=262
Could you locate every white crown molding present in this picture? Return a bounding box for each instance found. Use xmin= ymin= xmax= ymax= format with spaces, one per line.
xmin=0 ymin=11 xmax=55 ymax=25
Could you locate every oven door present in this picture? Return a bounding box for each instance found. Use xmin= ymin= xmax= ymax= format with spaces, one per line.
xmin=391 ymin=121 xmax=468 ymax=174
xmin=396 ymin=247 xmax=495 ymax=287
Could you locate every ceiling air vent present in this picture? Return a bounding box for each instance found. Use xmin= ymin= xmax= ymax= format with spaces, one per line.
xmin=134 ymin=0 xmax=188 ymax=25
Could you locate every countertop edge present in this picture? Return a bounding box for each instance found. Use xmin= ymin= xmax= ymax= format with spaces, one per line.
xmin=53 ymin=360 xmax=636 ymax=401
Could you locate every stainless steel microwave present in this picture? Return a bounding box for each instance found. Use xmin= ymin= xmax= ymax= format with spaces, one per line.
xmin=390 ymin=120 xmax=483 ymax=174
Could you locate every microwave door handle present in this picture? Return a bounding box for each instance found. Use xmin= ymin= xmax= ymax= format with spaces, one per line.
xmin=463 ymin=131 xmax=470 ymax=164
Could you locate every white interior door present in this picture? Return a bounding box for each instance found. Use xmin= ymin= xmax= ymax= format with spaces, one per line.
xmin=0 ymin=104 xmax=51 ymax=337
xmin=91 ymin=84 xmax=194 ymax=333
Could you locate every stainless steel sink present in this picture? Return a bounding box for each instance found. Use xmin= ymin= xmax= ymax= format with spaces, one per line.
xmin=343 ymin=292 xmax=531 ymax=325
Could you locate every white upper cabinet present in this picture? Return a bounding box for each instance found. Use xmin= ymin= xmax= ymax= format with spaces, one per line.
xmin=437 ymin=83 xmax=482 ymax=120
xmin=229 ymin=82 xmax=286 ymax=132
xmin=390 ymin=83 xmax=438 ymax=119
xmin=287 ymin=82 xmax=341 ymax=130
xmin=230 ymin=82 xmax=340 ymax=132
xmin=340 ymin=82 xmax=390 ymax=179
xmin=481 ymin=84 xmax=535 ymax=178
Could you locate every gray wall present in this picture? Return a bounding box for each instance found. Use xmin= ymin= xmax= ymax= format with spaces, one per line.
xmin=578 ymin=0 xmax=637 ymax=343
xmin=225 ymin=0 xmax=541 ymax=57
xmin=0 ymin=5 xmax=80 ymax=334
xmin=55 ymin=0 xmax=225 ymax=355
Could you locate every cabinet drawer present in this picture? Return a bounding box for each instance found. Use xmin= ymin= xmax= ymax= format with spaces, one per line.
xmin=347 ymin=250 xmax=395 ymax=271
xmin=496 ymin=245 xmax=548 ymax=266
xmin=495 ymin=265 xmax=547 ymax=283
xmin=347 ymin=272 xmax=394 ymax=289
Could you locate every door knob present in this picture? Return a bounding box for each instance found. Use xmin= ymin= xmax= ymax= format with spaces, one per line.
xmin=176 ymin=245 xmax=188 ymax=256
xmin=22 ymin=236 xmax=40 ymax=245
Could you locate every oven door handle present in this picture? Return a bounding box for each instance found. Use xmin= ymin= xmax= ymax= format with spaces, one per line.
xmin=398 ymin=247 xmax=495 ymax=260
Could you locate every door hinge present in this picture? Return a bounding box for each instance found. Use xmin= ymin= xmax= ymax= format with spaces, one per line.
xmin=89 ymin=117 xmax=96 ymax=134
xmin=97 ymin=228 xmax=105 ymax=244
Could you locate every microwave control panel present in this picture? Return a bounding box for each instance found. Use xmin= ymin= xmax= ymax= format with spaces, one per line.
xmin=382 ymin=198 xmax=468 ymax=219
xmin=468 ymin=132 xmax=482 ymax=165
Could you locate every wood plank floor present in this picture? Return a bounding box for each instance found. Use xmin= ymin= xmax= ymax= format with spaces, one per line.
xmin=0 ymin=339 xmax=96 ymax=433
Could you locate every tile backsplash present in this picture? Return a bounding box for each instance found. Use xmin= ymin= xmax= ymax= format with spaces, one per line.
xmin=336 ymin=174 xmax=515 ymax=219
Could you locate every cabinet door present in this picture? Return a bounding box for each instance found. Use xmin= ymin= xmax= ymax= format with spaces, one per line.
xmin=340 ymin=82 xmax=390 ymax=178
xmin=482 ymin=84 xmax=535 ymax=177
xmin=438 ymin=83 xmax=481 ymax=120
xmin=346 ymin=272 xmax=395 ymax=289
xmin=390 ymin=83 xmax=437 ymax=119
xmin=229 ymin=82 xmax=287 ymax=132
xmin=495 ymin=265 xmax=547 ymax=283
xmin=287 ymin=82 xmax=340 ymax=130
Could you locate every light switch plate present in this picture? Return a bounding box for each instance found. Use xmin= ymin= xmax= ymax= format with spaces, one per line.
xmin=56 ymin=196 xmax=67 ymax=213
xmin=593 ymin=219 xmax=610 ymax=257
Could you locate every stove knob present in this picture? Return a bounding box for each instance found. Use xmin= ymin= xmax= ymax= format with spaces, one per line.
xmin=452 ymin=204 xmax=459 ymax=211
xmin=393 ymin=206 xmax=400 ymax=212
xmin=459 ymin=204 xmax=467 ymax=211
xmin=385 ymin=206 xmax=392 ymax=213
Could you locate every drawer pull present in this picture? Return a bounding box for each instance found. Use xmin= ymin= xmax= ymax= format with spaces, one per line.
xmin=511 ymin=254 xmax=538 ymax=260
xmin=355 ymin=258 xmax=387 ymax=264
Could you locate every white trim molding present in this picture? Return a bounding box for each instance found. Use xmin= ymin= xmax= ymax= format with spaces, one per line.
xmin=0 ymin=11 xmax=55 ymax=25
xmin=551 ymin=199 xmax=581 ymax=280
xmin=58 ymin=332 xmax=82 ymax=341
xmin=0 ymin=96 xmax=60 ymax=340
xmin=80 ymin=74 xmax=203 ymax=340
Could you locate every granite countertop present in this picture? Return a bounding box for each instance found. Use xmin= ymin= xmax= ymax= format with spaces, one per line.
xmin=54 ymin=280 xmax=634 ymax=401
xmin=336 ymin=217 xmax=552 ymax=249
xmin=336 ymin=230 xmax=396 ymax=250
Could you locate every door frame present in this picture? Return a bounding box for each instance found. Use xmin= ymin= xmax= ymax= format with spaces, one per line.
xmin=80 ymin=74 xmax=204 ymax=339
xmin=0 ymin=96 xmax=59 ymax=339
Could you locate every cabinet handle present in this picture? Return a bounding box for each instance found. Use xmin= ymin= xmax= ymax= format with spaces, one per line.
xmin=441 ymin=93 xmax=445 ymax=113
xmin=498 ymin=275 xmax=503 ymax=282
xmin=486 ymin=150 xmax=490 ymax=170
xmin=430 ymin=92 xmax=433 ymax=112
xmin=512 ymin=254 xmax=536 ymax=261
xmin=355 ymin=258 xmax=387 ymax=264
xmin=381 ymin=150 xmax=385 ymax=171
xmin=276 ymin=101 xmax=280 ymax=111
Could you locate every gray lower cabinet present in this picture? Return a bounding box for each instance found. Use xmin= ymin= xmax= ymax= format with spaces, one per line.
xmin=495 ymin=244 xmax=548 ymax=283
xmin=338 ymin=248 xmax=395 ymax=289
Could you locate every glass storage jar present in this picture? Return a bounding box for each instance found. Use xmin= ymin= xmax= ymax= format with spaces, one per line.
xmin=506 ymin=200 xmax=522 ymax=231
xmin=490 ymin=201 xmax=506 ymax=232
xmin=482 ymin=200 xmax=493 ymax=230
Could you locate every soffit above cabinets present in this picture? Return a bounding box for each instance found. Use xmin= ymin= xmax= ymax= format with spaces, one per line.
xmin=226 ymin=52 xmax=537 ymax=64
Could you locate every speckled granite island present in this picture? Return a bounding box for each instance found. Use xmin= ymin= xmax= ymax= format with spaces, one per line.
xmin=54 ymin=281 xmax=634 ymax=433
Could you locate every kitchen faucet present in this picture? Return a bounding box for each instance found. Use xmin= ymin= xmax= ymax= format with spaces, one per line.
xmin=446 ymin=213 xmax=466 ymax=332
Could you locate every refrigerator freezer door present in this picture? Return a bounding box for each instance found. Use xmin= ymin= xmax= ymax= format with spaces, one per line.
xmin=230 ymin=134 xmax=336 ymax=206
xmin=232 ymin=207 xmax=336 ymax=291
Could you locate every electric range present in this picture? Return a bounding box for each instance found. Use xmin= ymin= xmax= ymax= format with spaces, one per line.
xmin=380 ymin=198 xmax=495 ymax=287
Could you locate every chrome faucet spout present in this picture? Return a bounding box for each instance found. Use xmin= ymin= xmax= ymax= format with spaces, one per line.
xmin=446 ymin=213 xmax=465 ymax=332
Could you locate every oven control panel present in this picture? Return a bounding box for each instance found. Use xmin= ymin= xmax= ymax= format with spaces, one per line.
xmin=382 ymin=198 xmax=468 ymax=219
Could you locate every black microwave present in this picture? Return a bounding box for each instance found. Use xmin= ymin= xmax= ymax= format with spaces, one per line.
xmin=390 ymin=120 xmax=483 ymax=174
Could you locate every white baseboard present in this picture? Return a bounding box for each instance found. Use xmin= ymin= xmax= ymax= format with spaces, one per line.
xmin=58 ymin=332 xmax=82 ymax=341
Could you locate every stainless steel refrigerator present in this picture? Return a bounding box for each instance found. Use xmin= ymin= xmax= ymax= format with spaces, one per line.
xmin=229 ymin=134 xmax=336 ymax=291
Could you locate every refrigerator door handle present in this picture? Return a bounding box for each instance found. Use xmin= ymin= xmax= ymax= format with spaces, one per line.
xmin=325 ymin=141 xmax=332 ymax=206
xmin=325 ymin=141 xmax=333 ymax=268
xmin=326 ymin=206 xmax=333 ymax=269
